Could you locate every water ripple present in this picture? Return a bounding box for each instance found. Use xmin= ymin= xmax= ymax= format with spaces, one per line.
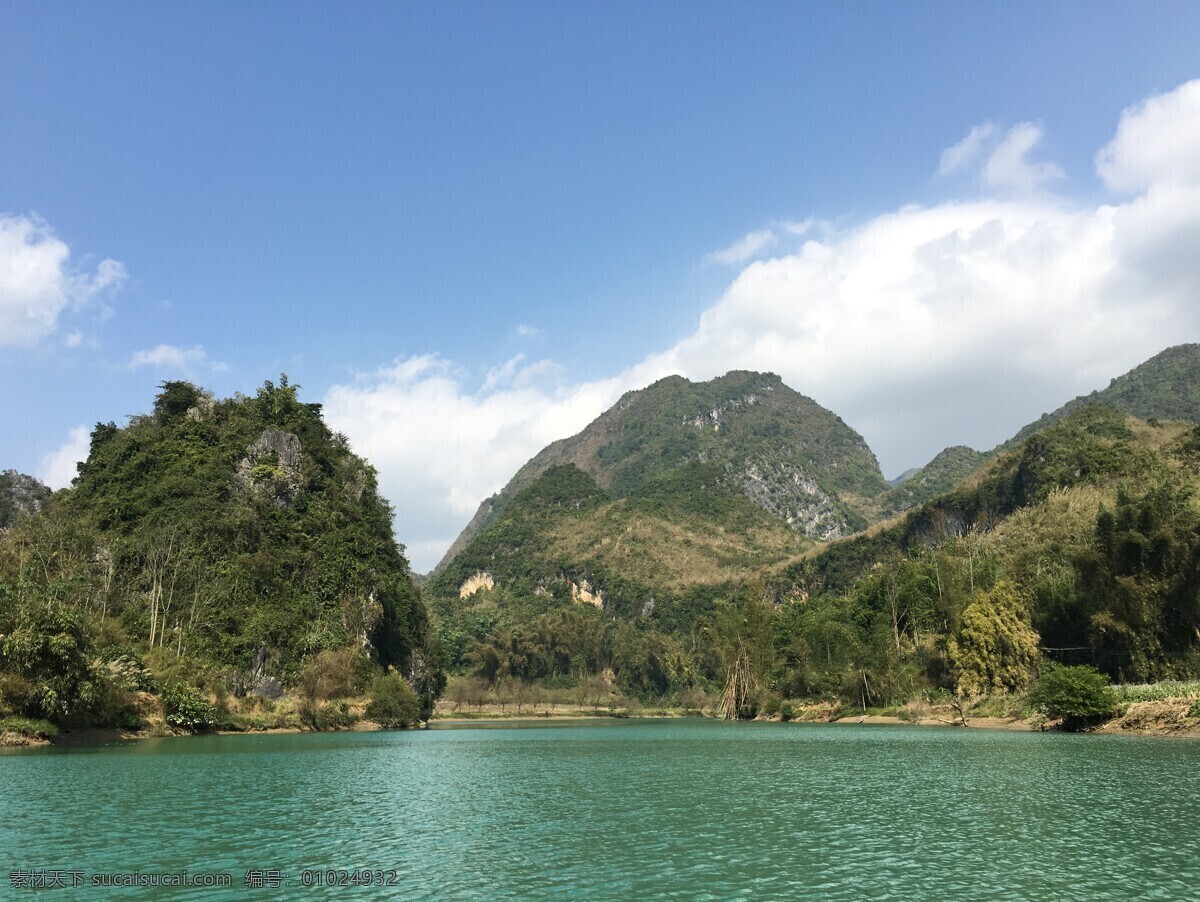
xmin=2 ymin=722 xmax=1199 ymax=899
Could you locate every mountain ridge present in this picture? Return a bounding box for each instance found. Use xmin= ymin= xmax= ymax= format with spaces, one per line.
xmin=434 ymin=370 xmax=886 ymax=573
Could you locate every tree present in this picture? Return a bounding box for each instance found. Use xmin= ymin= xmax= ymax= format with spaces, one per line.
xmin=947 ymin=580 xmax=1040 ymax=698
xmin=0 ymin=600 xmax=96 ymax=720
xmin=707 ymin=580 xmax=774 ymax=719
xmin=365 ymin=672 xmax=422 ymax=727
xmin=153 ymin=381 xmax=203 ymax=421
xmin=1031 ymin=663 xmax=1117 ymax=731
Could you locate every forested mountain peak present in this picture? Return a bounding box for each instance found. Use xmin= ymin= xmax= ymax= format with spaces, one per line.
xmin=0 ymin=378 xmax=442 ymax=724
xmin=880 ymin=344 xmax=1200 ymax=515
xmin=435 ymin=370 xmax=887 ymax=572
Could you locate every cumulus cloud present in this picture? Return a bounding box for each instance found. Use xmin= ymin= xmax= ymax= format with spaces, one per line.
xmin=37 ymin=425 xmax=91 ymax=490
xmin=938 ymin=122 xmax=997 ymax=176
xmin=981 ymin=122 xmax=1065 ymax=193
xmin=327 ymin=79 xmax=1200 ymax=572
xmin=0 ymin=214 xmax=127 ymax=347
xmin=128 ymin=343 xmax=229 ymax=376
xmin=706 ymin=229 xmax=778 ymax=265
xmin=323 ymin=357 xmax=625 ymax=569
xmin=1096 ymin=78 xmax=1200 ymax=193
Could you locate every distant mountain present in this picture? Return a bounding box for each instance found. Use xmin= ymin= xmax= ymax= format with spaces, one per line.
xmin=435 ymin=371 xmax=887 ymax=573
xmin=879 ymin=446 xmax=988 ymax=516
xmin=876 ymin=344 xmax=1200 ymax=516
xmin=0 ymin=470 xmax=52 ymax=529
xmin=888 ymin=467 xmax=922 ymax=487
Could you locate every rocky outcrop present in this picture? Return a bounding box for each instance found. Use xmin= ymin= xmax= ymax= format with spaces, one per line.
xmin=728 ymin=458 xmax=846 ymax=540
xmin=459 ymin=571 xmax=495 ymax=599
xmin=0 ymin=470 xmax=52 ymax=528
xmin=235 ymin=430 xmax=304 ymax=509
xmin=570 ymin=578 xmax=605 ymax=609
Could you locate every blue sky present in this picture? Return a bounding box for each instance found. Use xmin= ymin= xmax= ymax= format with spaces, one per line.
xmin=3 ymin=3 xmax=1200 ymax=570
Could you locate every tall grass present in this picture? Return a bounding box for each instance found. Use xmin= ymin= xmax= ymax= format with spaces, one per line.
xmin=1111 ymin=681 xmax=1200 ymax=703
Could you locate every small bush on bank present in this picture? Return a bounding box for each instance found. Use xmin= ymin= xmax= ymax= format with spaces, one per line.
xmin=0 ymin=716 xmax=58 ymax=740
xmin=1031 ymin=664 xmax=1117 ymax=731
xmin=299 ymin=699 xmax=356 ymax=730
xmin=161 ymin=683 xmax=216 ymax=731
xmin=365 ymin=673 xmax=421 ymax=728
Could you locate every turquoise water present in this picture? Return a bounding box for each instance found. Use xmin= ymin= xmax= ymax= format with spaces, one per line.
xmin=2 ymin=720 xmax=1199 ymax=899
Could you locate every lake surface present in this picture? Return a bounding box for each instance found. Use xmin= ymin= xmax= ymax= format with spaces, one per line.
xmin=2 ymin=719 xmax=1198 ymax=899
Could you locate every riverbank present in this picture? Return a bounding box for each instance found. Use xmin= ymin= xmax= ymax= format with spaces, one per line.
xmin=7 ymin=691 xmax=1200 ymax=749
xmin=430 ymin=694 xmax=1200 ymax=736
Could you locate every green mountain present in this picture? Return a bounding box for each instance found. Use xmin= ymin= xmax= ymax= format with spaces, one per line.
xmin=772 ymin=404 xmax=1200 ymax=688
xmin=1011 ymin=343 xmax=1200 ymax=444
xmin=436 ymin=371 xmax=887 ymax=573
xmin=0 ymin=379 xmax=442 ymax=727
xmin=429 ymin=347 xmax=1200 ymax=713
xmin=0 ymin=470 xmax=52 ymax=529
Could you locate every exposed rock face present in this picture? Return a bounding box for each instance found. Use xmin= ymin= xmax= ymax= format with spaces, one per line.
xmin=185 ymin=393 xmax=216 ymax=421
xmin=684 ymin=390 xmax=765 ymax=431
xmin=459 ymin=571 xmax=495 ymax=599
xmin=235 ymin=429 xmax=304 ymax=509
xmin=0 ymin=470 xmax=52 ymax=528
xmin=729 ymin=458 xmax=845 ymax=540
xmin=250 ymin=676 xmax=285 ymax=700
xmin=570 ymin=578 xmax=604 ymax=609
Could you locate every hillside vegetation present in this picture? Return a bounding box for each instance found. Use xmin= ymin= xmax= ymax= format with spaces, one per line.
xmin=429 ymin=347 xmax=1200 ymax=719
xmin=889 ymin=343 xmax=1200 ymax=514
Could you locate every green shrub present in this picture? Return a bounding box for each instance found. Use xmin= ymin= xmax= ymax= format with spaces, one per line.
xmin=160 ymin=683 xmax=216 ymax=731
xmin=298 ymin=699 xmax=356 ymax=730
xmin=95 ymin=649 xmax=157 ymax=692
xmin=0 ymin=716 xmax=58 ymax=740
xmin=365 ymin=673 xmax=421 ymax=728
xmin=780 ymin=701 xmax=796 ymax=722
xmin=1031 ymin=664 xmax=1117 ymax=731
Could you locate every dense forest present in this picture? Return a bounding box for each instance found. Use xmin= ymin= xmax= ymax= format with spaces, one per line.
xmin=0 ymin=379 xmax=442 ymax=739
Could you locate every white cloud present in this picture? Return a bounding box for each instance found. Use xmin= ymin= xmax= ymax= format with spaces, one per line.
xmin=327 ymin=79 xmax=1200 ymax=572
xmin=939 ymin=122 xmax=997 ymax=175
xmin=1096 ymin=78 xmax=1200 ymax=193
xmin=37 ymin=425 xmax=90 ymax=490
xmin=514 ymin=323 xmax=543 ymax=339
xmin=128 ymin=343 xmax=228 ymax=376
xmin=0 ymin=214 xmax=127 ymax=347
xmin=706 ymin=229 xmax=778 ymax=265
xmin=981 ymin=122 xmax=1065 ymax=193
xmin=323 ymin=357 xmax=625 ymax=570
